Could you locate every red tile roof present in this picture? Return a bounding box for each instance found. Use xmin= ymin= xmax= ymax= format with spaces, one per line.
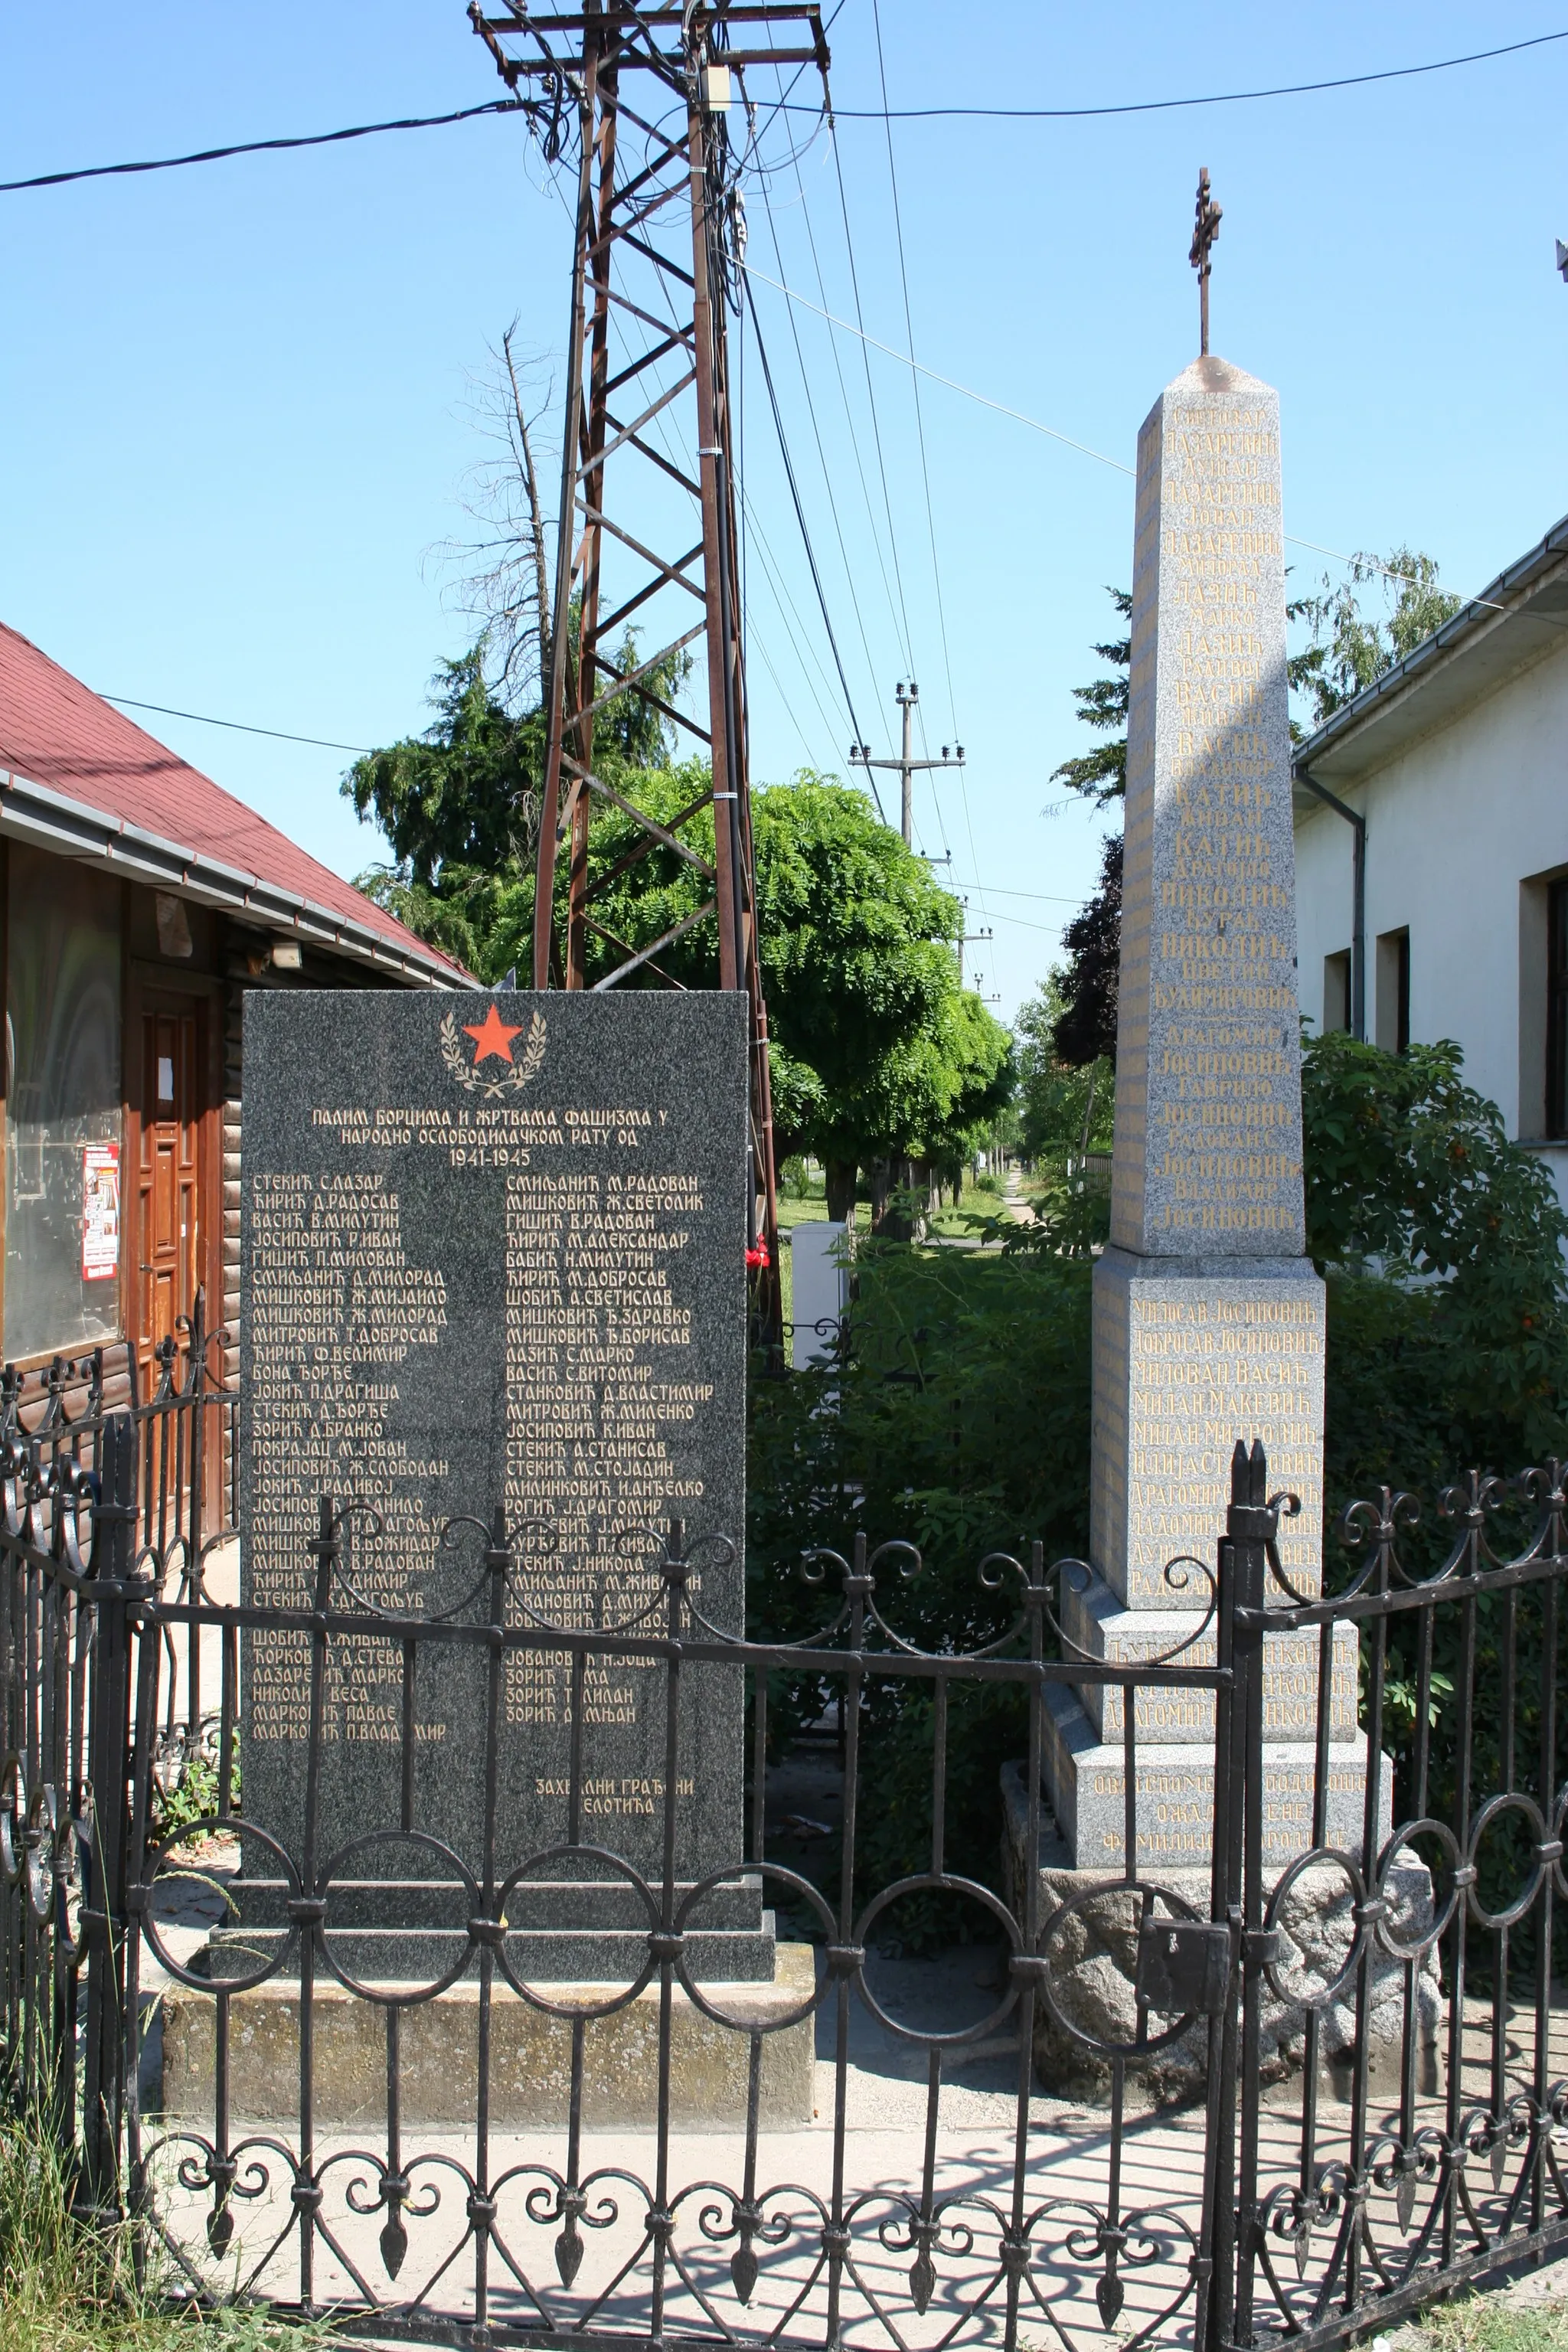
xmin=0 ymin=621 xmax=467 ymax=982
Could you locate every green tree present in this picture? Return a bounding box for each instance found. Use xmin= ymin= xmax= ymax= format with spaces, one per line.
xmin=1052 ymin=834 xmax=1122 ymax=1070
xmin=345 ymin=629 xmax=688 ymax=982
xmin=753 ymin=781 xmax=1011 ymax=1209
xmin=1014 ymin=975 xmax=1113 ymax=1165
xmin=1294 ymin=548 xmax=1462 ymax=730
xmin=345 ymin=650 xmax=541 ymax=975
xmin=1045 ymin=590 xmax=1131 ymax=1076
xmin=348 ymin=685 xmax=1011 ymax=1217
xmin=533 ymin=766 xmax=1011 ymax=1216
xmin=1049 ymin=587 xmax=1129 ymax=808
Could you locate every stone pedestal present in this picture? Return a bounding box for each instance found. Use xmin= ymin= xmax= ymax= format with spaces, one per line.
xmin=1089 ymin=1253 xmax=1325 ymax=1609
xmin=159 ymin=1945 xmax=817 ymax=2132
xmin=1040 ymin=1689 xmax=1381 ymax=1872
xmin=1059 ymin=1571 xmax=1356 ymax=1745
xmin=211 ymin=1884 xmax=776 ymax=1985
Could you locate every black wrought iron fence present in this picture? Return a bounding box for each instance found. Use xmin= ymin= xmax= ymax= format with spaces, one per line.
xmin=1 ymin=1292 xmax=239 ymax=1770
xmin=2 ymin=1292 xmax=237 ymax=1563
xmin=2 ymin=1422 xmax=1566 ymax=2352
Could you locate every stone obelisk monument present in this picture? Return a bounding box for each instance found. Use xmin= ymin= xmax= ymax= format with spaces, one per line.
xmin=1040 ymin=201 xmax=1365 ymax=1870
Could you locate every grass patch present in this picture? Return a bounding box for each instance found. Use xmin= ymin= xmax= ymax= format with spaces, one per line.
xmin=0 ymin=2104 xmax=318 ymax=2352
xmin=1416 ymin=2298 xmax=1568 ymax=2352
xmin=774 ymin=1195 xmax=830 ymax=1230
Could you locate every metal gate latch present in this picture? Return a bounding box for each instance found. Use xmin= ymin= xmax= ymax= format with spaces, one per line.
xmin=1134 ymin=1919 xmax=1232 ymax=2015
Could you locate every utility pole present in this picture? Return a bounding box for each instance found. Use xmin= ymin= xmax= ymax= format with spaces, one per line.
xmin=849 ymin=681 xmax=963 ymax=849
xmin=957 ymin=897 xmax=992 ymax=988
xmin=467 ymin=1 xmax=833 ymax=1341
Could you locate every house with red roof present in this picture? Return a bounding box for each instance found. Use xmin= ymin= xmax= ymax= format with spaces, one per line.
xmin=0 ymin=620 xmax=468 ymax=1400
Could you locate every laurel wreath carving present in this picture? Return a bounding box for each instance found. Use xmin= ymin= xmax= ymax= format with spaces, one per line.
xmin=440 ymin=1008 xmax=547 ymax=1100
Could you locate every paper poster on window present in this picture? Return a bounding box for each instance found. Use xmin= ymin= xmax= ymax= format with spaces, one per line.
xmin=81 ymin=1143 xmax=120 ymax=1282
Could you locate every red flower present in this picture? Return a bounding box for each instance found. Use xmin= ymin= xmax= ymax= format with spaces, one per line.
xmin=745 ymin=1243 xmax=770 ymax=1269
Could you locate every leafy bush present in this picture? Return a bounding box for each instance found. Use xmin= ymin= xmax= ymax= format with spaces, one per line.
xmin=750 ymin=1243 xmax=1093 ymax=1939
xmin=150 ymin=1748 xmax=240 ymax=1843
xmin=778 ymin=1156 xmax=821 ymax=1202
xmin=1304 ymin=1034 xmax=1568 ymax=1951
xmin=1303 ymin=1031 xmax=1568 ymax=1462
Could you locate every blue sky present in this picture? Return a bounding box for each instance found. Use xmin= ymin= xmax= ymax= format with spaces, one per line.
xmin=4 ymin=3 xmax=1567 ymax=1016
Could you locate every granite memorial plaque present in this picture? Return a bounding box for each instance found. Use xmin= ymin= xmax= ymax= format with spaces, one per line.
xmin=234 ymin=989 xmax=766 ymax=1981
xmin=1040 ymin=354 xmax=1350 ymax=1868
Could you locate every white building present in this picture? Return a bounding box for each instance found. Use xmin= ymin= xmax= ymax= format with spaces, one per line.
xmin=1292 ymin=513 xmax=1568 ymax=1211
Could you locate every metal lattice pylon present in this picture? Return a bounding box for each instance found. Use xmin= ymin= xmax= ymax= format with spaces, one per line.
xmin=469 ymin=2 xmax=832 ymax=1330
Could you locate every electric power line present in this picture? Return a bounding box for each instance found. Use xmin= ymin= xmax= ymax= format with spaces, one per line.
xmin=982 ymin=908 xmax=1069 ymax=936
xmin=742 ymin=488 xmax=864 ymax=763
xmin=0 ymin=100 xmax=524 ymax=194
xmin=5 ymin=24 xmax=1563 ymax=199
xmin=741 ymin=260 xmax=1516 ymax=608
xmin=828 ymin=125 xmax=916 ymax=673
xmin=870 ymin=0 xmax=954 ymax=735
xmin=777 ymin=155 xmax=910 ymax=712
xmin=758 ymin=180 xmax=886 ymax=716
xmin=99 ymin=694 xmax=373 ymax=753
xmin=782 ymin=25 xmax=1568 ymax=121
xmin=745 ymin=258 xmax=1135 ymax=473
xmin=956 ymin=883 xmax=1097 ymax=904
xmin=738 ymin=0 xmax=851 ymax=168
xmin=609 ymin=191 xmax=859 ymax=789
xmin=867 ymin=0 xmax=988 ymax=920
xmin=750 ymin=629 xmax=831 ymax=773
xmin=742 ymin=273 xmax=885 ymax=818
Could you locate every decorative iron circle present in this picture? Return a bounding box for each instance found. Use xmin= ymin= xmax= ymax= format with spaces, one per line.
xmin=844 ymin=1873 xmax=1022 ymax=2047
xmin=0 ymin=1751 xmax=30 ymax=1890
xmin=1263 ymin=1845 xmax=1366 ymax=2011
xmin=493 ymin=1841 xmax=661 ymax=2015
xmin=316 ymin=1828 xmax=480 ymax=2005
xmin=24 ymin=1783 xmax=61 ymax=1926
xmin=1034 ymin=1879 xmax=1206 ymax=2060
xmin=1372 ymin=1819 xmax=1464 ymax=1960
xmin=138 ymin=1818 xmax=301 ymax=1993
xmin=673 ymin=1861 xmax=837 ymax=2031
xmin=1464 ymin=1792 xmax=1550 ymax=1932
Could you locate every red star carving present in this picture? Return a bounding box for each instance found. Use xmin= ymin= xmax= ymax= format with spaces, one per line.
xmin=463 ymin=1004 xmax=524 ymax=1067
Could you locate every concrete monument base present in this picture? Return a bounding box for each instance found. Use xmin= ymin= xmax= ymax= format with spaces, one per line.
xmin=1001 ymin=1766 xmax=1440 ymax=2106
xmin=1060 ymin=1569 xmax=1358 ymax=1742
xmin=158 ymin=1942 xmax=817 ymax=2132
xmin=1088 ymin=1251 xmax=1327 ymax=1613
xmin=209 ymin=1877 xmax=777 ymax=1986
xmin=1040 ymin=1684 xmax=1385 ymax=1870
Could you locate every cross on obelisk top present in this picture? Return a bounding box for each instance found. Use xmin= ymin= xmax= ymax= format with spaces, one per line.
xmin=1188 ymin=167 xmax=1222 ymax=355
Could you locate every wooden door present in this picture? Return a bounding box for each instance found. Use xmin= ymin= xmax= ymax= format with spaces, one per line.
xmin=129 ymin=989 xmax=214 ymax=1405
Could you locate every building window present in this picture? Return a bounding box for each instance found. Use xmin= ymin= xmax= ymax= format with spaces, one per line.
xmin=4 ymin=848 xmax=122 ymax=1361
xmin=1376 ymin=927 xmax=1411 ymax=1056
xmin=1548 ymin=880 xmax=1568 ymax=1138
xmin=1322 ymin=951 xmax=1351 ymax=1034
